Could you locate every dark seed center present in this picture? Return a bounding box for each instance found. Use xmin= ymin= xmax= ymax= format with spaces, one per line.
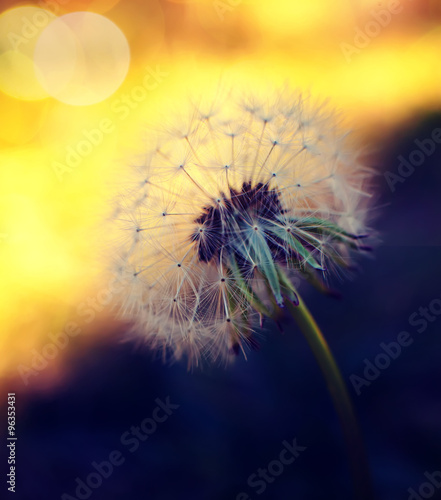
xmin=191 ymin=181 xmax=286 ymax=263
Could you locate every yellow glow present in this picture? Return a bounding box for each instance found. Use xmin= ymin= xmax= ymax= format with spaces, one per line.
xmin=0 ymin=94 xmax=48 ymax=144
xmin=251 ymin=0 xmax=353 ymax=36
xmin=0 ymin=194 xmax=72 ymax=284
xmin=34 ymin=12 xmax=130 ymax=106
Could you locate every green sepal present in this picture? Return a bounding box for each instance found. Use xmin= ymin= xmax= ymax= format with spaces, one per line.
xmin=248 ymin=232 xmax=284 ymax=306
xmin=294 ymin=217 xmax=365 ymax=246
xmin=268 ymin=224 xmax=324 ymax=271
xmin=228 ymin=253 xmax=272 ymax=318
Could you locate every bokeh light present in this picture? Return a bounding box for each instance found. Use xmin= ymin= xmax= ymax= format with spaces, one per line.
xmin=34 ymin=11 xmax=130 ymax=106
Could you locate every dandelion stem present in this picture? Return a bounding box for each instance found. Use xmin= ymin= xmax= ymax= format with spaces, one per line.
xmin=284 ymin=296 xmax=373 ymax=500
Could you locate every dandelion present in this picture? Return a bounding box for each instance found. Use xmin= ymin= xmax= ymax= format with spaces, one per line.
xmin=110 ymin=88 xmax=374 ymax=499
xmin=111 ymin=89 xmax=371 ymax=363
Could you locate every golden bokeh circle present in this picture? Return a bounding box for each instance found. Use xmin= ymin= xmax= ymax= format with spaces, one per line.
xmin=33 ymin=11 xmax=130 ymax=106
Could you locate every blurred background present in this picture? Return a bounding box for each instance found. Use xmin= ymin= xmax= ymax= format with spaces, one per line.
xmin=0 ymin=0 xmax=441 ymax=499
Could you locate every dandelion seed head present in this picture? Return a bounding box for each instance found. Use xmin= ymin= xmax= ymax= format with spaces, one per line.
xmin=110 ymin=88 xmax=373 ymax=367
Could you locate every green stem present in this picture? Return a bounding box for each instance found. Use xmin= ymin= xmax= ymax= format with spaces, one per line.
xmin=285 ymin=296 xmax=374 ymax=500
